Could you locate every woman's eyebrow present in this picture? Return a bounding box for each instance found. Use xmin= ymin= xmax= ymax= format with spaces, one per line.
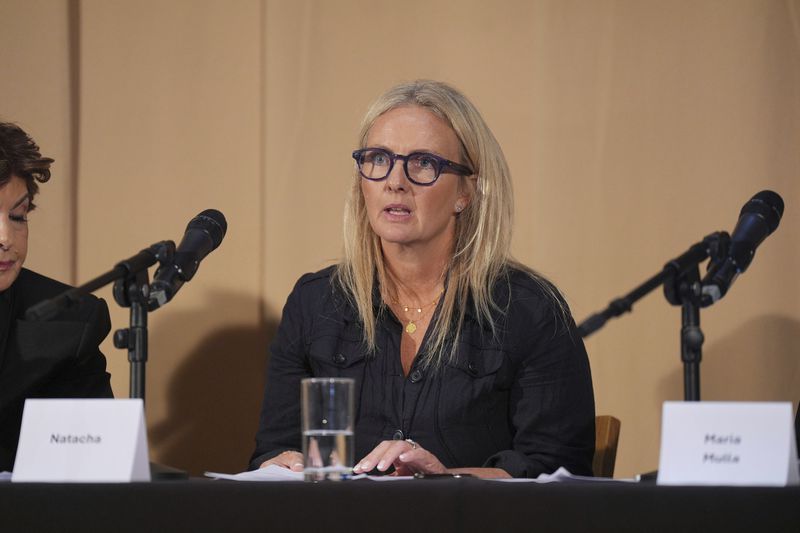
xmin=12 ymin=193 xmax=31 ymax=210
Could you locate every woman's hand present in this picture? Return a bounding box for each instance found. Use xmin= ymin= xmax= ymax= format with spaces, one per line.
xmin=352 ymin=439 xmax=447 ymax=476
xmin=259 ymin=450 xmax=304 ymax=471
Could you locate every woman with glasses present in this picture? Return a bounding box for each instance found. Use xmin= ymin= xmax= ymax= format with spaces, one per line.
xmin=251 ymin=80 xmax=595 ymax=478
xmin=0 ymin=122 xmax=113 ymax=472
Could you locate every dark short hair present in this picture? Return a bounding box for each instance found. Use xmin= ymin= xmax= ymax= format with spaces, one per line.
xmin=0 ymin=122 xmax=54 ymax=210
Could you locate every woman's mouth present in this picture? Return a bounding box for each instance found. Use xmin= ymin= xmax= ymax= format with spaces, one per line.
xmin=383 ymin=204 xmax=411 ymax=217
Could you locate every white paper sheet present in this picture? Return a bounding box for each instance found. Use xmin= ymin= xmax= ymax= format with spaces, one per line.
xmin=204 ymin=464 xmax=415 ymax=482
xmin=489 ymin=467 xmax=636 ymax=483
xmin=204 ymin=465 xmax=634 ymax=483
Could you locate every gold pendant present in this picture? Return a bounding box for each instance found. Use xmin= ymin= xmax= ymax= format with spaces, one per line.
xmin=405 ymin=321 xmax=417 ymax=334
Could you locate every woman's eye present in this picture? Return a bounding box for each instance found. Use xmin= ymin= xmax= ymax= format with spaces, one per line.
xmin=417 ymin=156 xmax=436 ymax=169
xmin=370 ymin=152 xmax=389 ymax=166
xmin=10 ymin=206 xmax=29 ymax=223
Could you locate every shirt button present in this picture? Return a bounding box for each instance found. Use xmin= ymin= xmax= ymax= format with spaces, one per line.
xmin=467 ymin=362 xmax=477 ymax=375
xmin=392 ymin=429 xmax=404 ymax=440
xmin=409 ymin=369 xmax=423 ymax=383
xmin=333 ymin=353 xmax=346 ymax=365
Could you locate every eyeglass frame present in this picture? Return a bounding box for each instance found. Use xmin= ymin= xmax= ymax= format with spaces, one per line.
xmin=352 ymin=147 xmax=474 ymax=186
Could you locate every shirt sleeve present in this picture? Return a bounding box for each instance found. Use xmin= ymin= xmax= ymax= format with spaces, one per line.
xmin=249 ymin=277 xmax=313 ymax=470
xmin=44 ymin=297 xmax=114 ymax=399
xmin=481 ymin=286 xmax=596 ymax=478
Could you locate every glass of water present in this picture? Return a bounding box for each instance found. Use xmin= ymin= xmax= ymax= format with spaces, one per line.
xmin=301 ymin=377 xmax=354 ymax=481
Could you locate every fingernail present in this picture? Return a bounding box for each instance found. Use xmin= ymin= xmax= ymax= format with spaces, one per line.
xmin=399 ymin=453 xmax=407 ymax=461
xmin=377 ymin=461 xmax=386 ymax=470
xmin=353 ymin=464 xmax=362 ymax=472
xmin=293 ymin=463 xmax=304 ymax=470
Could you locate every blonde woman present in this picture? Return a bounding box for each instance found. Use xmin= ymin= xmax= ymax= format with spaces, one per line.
xmin=251 ymin=81 xmax=595 ymax=478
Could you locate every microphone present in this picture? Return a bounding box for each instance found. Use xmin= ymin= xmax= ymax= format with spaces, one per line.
xmin=148 ymin=209 xmax=227 ymax=310
xmin=701 ymin=190 xmax=784 ymax=305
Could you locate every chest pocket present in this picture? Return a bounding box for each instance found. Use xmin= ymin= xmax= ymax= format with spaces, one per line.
xmin=447 ymin=348 xmax=505 ymax=380
xmin=439 ymin=347 xmax=506 ymax=424
xmin=437 ymin=347 xmax=511 ymax=467
xmin=307 ymin=321 xmax=367 ymax=379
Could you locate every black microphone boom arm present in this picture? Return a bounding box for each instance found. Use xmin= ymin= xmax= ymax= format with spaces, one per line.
xmin=577 ymin=232 xmax=729 ymax=338
xmin=25 ymin=241 xmax=175 ymax=321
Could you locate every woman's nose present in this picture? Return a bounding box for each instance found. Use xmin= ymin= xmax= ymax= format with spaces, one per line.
xmin=0 ymin=219 xmax=12 ymax=251
xmin=384 ymin=161 xmax=408 ymax=191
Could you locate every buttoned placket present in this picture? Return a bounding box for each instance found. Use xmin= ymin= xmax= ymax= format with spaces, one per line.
xmin=380 ymin=308 xmax=429 ymax=444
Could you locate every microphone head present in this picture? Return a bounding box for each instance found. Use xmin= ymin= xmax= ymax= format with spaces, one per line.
xmin=729 ymin=190 xmax=784 ymax=274
xmin=740 ymin=190 xmax=784 ymax=235
xmin=701 ymin=190 xmax=784 ymax=306
xmin=189 ymin=209 xmax=227 ymax=249
xmin=149 ymin=209 xmax=227 ymax=311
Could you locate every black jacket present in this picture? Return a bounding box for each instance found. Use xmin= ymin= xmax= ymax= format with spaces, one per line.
xmin=250 ymin=266 xmax=595 ymax=477
xmin=0 ymin=269 xmax=113 ymax=471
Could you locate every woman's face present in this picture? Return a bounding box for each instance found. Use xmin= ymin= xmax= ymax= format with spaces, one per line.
xmin=361 ymin=105 xmax=471 ymax=255
xmin=0 ymin=176 xmax=29 ymax=291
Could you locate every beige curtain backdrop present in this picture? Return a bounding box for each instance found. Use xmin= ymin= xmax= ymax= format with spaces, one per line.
xmin=1 ymin=0 xmax=798 ymax=478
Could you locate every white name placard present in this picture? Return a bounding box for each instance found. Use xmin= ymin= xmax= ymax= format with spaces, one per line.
xmin=12 ymin=399 xmax=150 ymax=483
xmin=657 ymin=401 xmax=798 ymax=486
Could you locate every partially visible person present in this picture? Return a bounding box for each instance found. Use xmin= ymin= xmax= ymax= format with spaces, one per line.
xmin=251 ymin=80 xmax=595 ymax=478
xmin=0 ymin=122 xmax=113 ymax=472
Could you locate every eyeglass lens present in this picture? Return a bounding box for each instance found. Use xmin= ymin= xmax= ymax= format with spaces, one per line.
xmin=358 ymin=149 xmax=440 ymax=184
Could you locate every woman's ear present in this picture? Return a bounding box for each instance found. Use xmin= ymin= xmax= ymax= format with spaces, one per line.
xmin=455 ymin=176 xmax=475 ymax=213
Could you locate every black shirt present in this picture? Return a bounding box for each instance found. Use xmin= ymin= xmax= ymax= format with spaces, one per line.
xmin=250 ymin=265 xmax=595 ymax=477
xmin=0 ymin=269 xmax=113 ymax=471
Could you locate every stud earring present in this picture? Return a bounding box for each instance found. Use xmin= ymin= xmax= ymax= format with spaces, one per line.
xmin=455 ymin=204 xmax=464 ymax=213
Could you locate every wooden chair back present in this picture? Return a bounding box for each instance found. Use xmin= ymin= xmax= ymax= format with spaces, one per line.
xmin=593 ymin=415 xmax=621 ymax=478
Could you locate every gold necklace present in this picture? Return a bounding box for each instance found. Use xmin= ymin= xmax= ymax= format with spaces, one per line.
xmin=393 ymin=289 xmax=443 ymax=334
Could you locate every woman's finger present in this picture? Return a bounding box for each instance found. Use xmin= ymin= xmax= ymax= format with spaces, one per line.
xmin=394 ymin=448 xmax=447 ymax=475
xmin=260 ymin=450 xmax=304 ymax=471
xmin=353 ymin=439 xmax=415 ymax=473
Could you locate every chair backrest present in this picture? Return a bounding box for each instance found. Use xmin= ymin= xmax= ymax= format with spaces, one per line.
xmin=593 ymin=415 xmax=621 ymax=478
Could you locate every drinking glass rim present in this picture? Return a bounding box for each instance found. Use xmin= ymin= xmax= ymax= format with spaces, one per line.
xmin=302 ymin=377 xmax=355 ymax=384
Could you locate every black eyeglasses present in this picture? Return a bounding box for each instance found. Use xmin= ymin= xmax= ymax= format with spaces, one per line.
xmin=352 ymin=148 xmax=473 ymax=186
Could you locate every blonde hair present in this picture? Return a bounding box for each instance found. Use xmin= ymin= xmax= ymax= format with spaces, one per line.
xmin=335 ymin=80 xmax=554 ymax=370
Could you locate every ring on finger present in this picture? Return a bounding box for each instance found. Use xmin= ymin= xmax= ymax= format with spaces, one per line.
xmin=405 ymin=438 xmax=417 ymax=450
